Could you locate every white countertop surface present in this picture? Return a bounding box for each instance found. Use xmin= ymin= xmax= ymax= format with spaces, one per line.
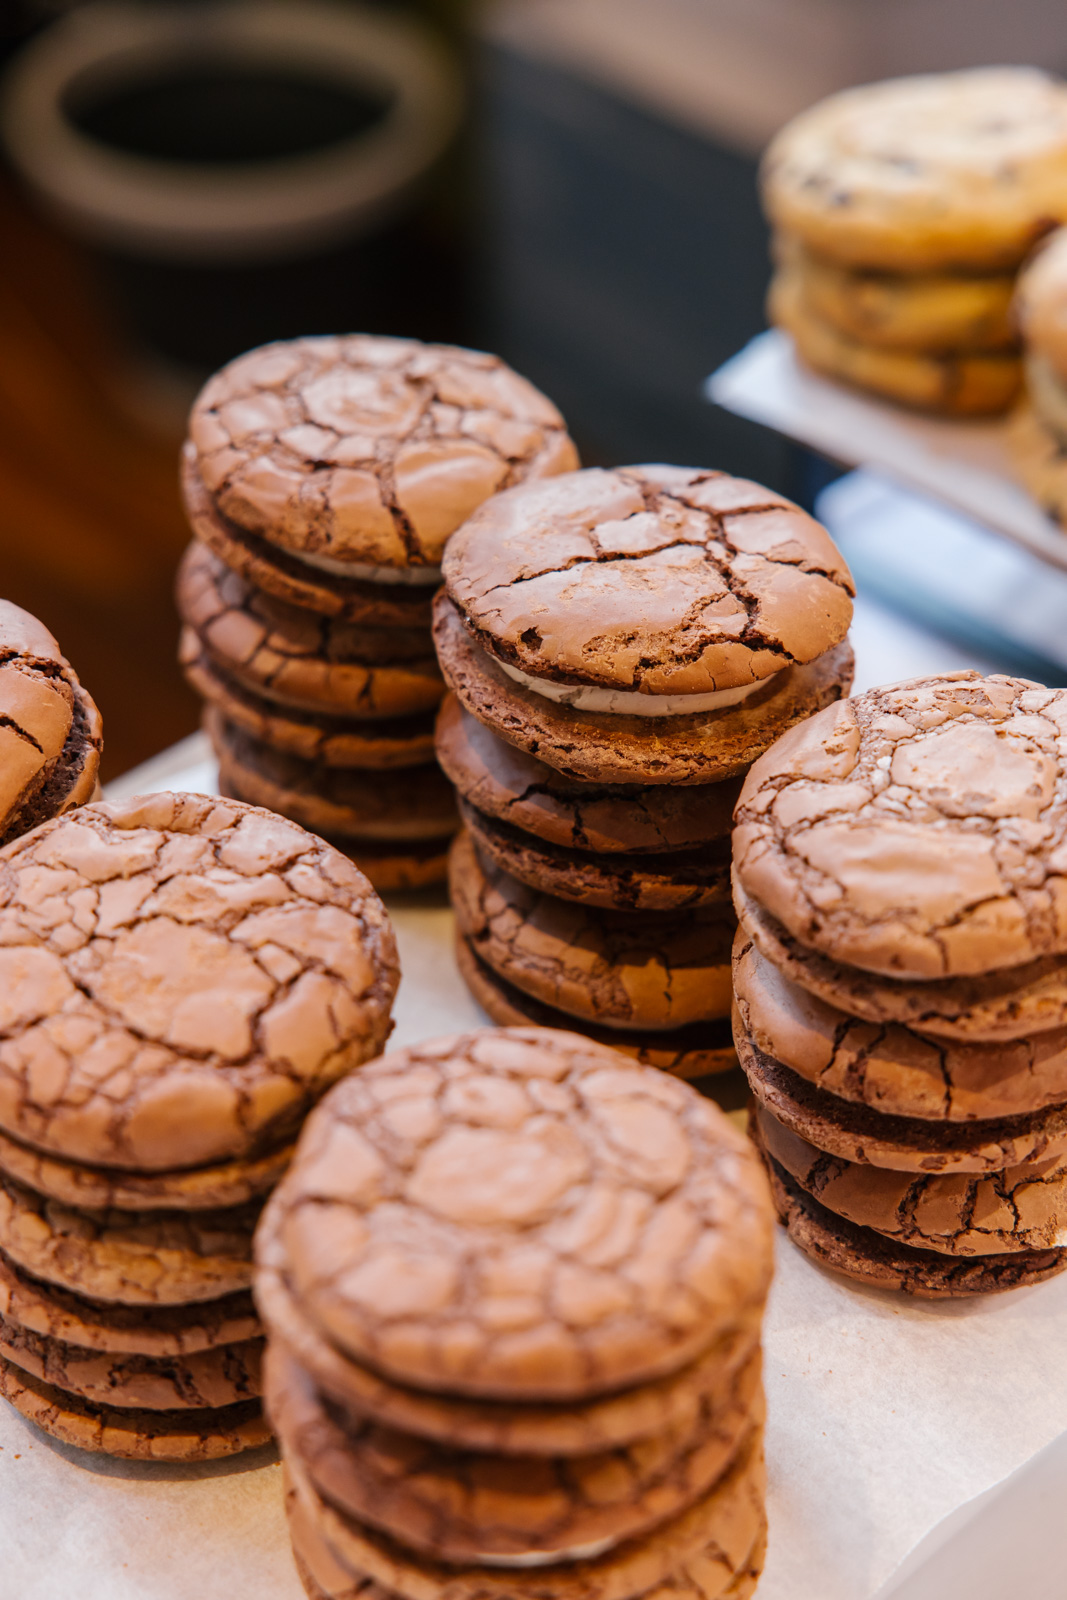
xmin=3 ymin=591 xmax=1065 ymax=1600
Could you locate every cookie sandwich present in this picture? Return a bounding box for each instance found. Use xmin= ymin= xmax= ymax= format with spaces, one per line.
xmin=733 ymin=671 xmax=1067 ymax=1296
xmin=0 ymin=792 xmax=398 ymax=1457
xmin=0 ymin=599 xmax=102 ymax=844
xmin=255 ymin=1026 xmax=775 ymax=1600
xmin=178 ymin=334 xmax=578 ymax=890
xmin=435 ymin=465 xmax=855 ymax=1078
xmin=763 ymin=67 xmax=1067 ymax=415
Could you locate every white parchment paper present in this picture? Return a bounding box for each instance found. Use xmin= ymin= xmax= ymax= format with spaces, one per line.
xmin=4 ymin=715 xmax=1066 ymax=1599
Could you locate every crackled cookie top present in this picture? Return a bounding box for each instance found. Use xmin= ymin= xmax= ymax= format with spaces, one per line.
xmin=186 ymin=336 xmax=578 ymax=572
xmin=762 ymin=68 xmax=1067 ymax=271
xmin=755 ymin=1104 xmax=1067 ymax=1258
xmin=285 ymin=1417 xmax=765 ymax=1600
xmin=435 ymin=696 xmax=740 ymax=854
xmin=178 ymin=541 xmax=439 ymax=715
xmin=257 ymin=1026 xmax=774 ymax=1400
xmin=442 ymin=467 xmax=853 ymax=704
xmin=734 ymin=672 xmax=1067 ymax=981
xmin=0 ymin=602 xmax=80 ymax=845
xmin=0 ymin=792 xmax=397 ymax=1171
xmin=734 ymin=935 xmax=1067 ymax=1123
xmin=450 ymin=832 xmax=734 ymax=1030
xmin=266 ymin=1339 xmax=761 ymax=1561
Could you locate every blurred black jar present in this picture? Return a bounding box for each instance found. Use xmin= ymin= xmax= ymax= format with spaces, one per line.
xmin=0 ymin=0 xmax=467 ymax=383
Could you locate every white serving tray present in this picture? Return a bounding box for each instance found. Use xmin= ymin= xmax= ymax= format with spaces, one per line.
xmin=707 ymin=328 xmax=1067 ymax=574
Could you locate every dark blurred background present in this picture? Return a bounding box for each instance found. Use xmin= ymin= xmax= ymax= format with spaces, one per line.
xmin=0 ymin=0 xmax=1061 ymax=777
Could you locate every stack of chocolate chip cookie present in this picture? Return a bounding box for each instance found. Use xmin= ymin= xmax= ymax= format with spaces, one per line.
xmin=1010 ymin=228 xmax=1067 ymax=523
xmin=0 ymin=792 xmax=398 ymax=1458
xmin=732 ymin=672 xmax=1067 ymax=1296
xmin=435 ymin=466 xmax=855 ymax=1079
xmin=178 ymin=334 xmax=578 ymax=891
xmin=763 ymin=67 xmax=1067 ymax=416
xmin=255 ymin=1026 xmax=775 ymax=1600
xmin=0 ymin=599 xmax=102 ymax=843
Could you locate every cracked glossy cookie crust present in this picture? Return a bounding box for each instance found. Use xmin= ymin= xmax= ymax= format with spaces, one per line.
xmin=442 ymin=467 xmax=853 ymax=696
xmin=734 ymin=672 xmax=1067 ymax=980
xmin=753 ymin=1102 xmax=1067 ymax=1256
xmin=210 ymin=712 xmax=457 ymax=844
xmin=0 ymin=1352 xmax=271 ymax=1459
xmin=0 ymin=791 xmax=398 ymax=1171
xmin=0 ymin=1249 xmax=259 ymax=1357
xmin=184 ymin=335 xmax=577 ymax=578
xmin=0 ymin=1309 xmax=263 ymax=1410
xmin=284 ymin=1421 xmax=765 ymax=1600
xmin=733 ymin=933 xmax=1067 ymax=1122
xmin=178 ymin=541 xmax=437 ymax=708
xmin=434 ymin=592 xmax=854 ymax=787
xmin=735 ymin=878 xmax=1067 ymax=1042
xmin=183 ymin=452 xmax=436 ymax=625
xmin=284 ymin=1471 xmax=768 ymax=1600
xmin=257 ymin=1259 xmax=760 ymax=1458
xmin=436 ymin=465 xmax=854 ymax=782
xmin=255 ymin=1026 xmax=774 ymax=1401
xmin=0 ymin=1171 xmax=258 ymax=1304
xmin=450 ymin=831 xmax=734 ymax=1032
xmin=435 ymin=695 xmax=742 ymax=853
xmin=0 ymin=1120 xmax=293 ymax=1212
xmin=455 ymin=934 xmax=737 ymax=1081
xmin=458 ymin=797 xmax=732 ymax=913
xmin=266 ymin=1341 xmax=762 ymax=1562
xmin=759 ymin=1137 xmax=1067 ymax=1299
xmin=734 ymin=1024 xmax=1067 ymax=1174
xmin=177 ymin=541 xmax=444 ymax=767
xmin=0 ymin=599 xmax=103 ymax=845
xmin=184 ymin=637 xmax=439 ymax=770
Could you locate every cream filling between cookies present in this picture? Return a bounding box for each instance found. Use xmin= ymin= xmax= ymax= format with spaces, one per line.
xmin=296 ymin=549 xmax=443 ymax=586
xmin=497 ymin=659 xmax=775 ymax=716
xmin=470 ymin=1536 xmax=618 ymax=1568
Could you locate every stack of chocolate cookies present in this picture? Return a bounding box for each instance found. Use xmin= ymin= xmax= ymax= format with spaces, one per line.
xmin=1010 ymin=228 xmax=1067 ymax=524
xmin=0 ymin=598 xmax=102 ymax=843
xmin=435 ymin=466 xmax=855 ymax=1079
xmin=255 ymin=1025 xmax=775 ymax=1600
xmin=732 ymin=672 xmax=1067 ymax=1296
xmin=762 ymin=67 xmax=1067 ymax=416
xmin=178 ymin=334 xmax=577 ymax=891
xmin=0 ymin=792 xmax=398 ymax=1458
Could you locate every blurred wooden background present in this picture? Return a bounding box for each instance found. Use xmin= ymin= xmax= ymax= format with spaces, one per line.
xmin=0 ymin=172 xmax=199 ymax=781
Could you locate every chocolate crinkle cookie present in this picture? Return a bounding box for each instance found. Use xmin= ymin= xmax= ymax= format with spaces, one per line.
xmin=0 ymin=791 xmax=398 ymax=1170
xmin=0 ymin=599 xmax=102 ymax=846
xmin=257 ymin=1026 xmax=774 ymax=1598
xmin=435 ymin=463 xmax=853 ymax=1082
xmin=179 ymin=335 xmax=580 ymax=890
xmin=441 ymin=465 xmax=853 ymax=722
xmin=184 ymin=335 xmax=578 ymax=583
xmin=0 ymin=791 xmax=399 ymax=1459
xmin=733 ymin=670 xmax=1067 ymax=1297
